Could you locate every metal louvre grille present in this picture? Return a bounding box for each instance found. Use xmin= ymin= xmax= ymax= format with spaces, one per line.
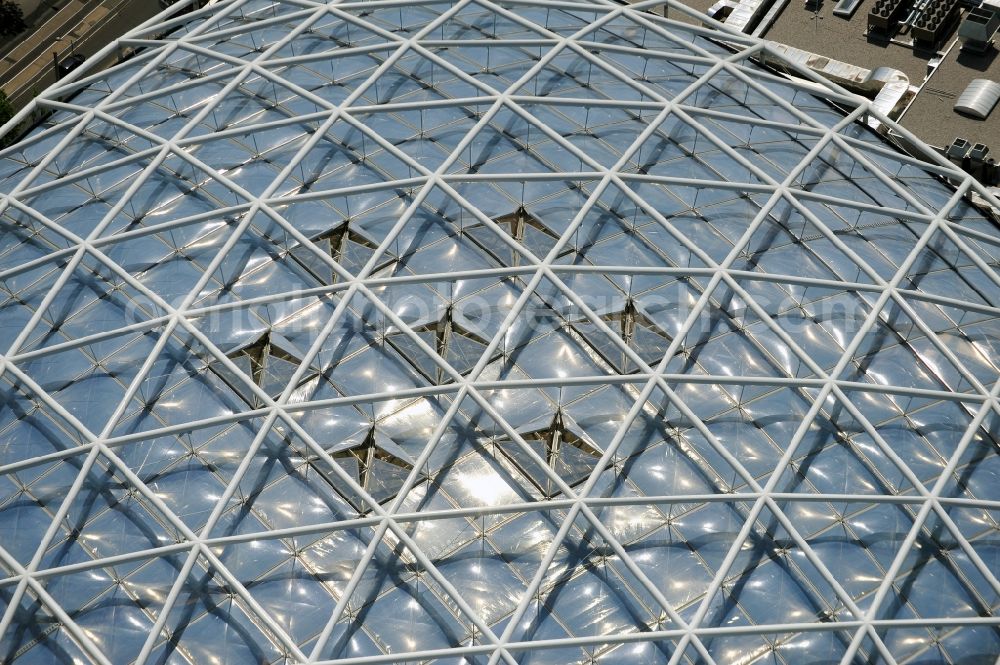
xmin=0 ymin=0 xmax=999 ymax=663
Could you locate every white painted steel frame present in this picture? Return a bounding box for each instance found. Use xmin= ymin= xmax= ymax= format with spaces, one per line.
xmin=0 ymin=0 xmax=998 ymax=663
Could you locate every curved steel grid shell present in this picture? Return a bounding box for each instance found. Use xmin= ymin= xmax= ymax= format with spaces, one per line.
xmin=0 ymin=0 xmax=999 ymax=663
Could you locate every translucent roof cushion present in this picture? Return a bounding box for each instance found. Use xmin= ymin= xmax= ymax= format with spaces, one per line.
xmin=0 ymin=0 xmax=998 ymax=663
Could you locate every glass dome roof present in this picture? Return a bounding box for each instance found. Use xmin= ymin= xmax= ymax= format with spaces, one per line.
xmin=0 ymin=0 xmax=998 ymax=663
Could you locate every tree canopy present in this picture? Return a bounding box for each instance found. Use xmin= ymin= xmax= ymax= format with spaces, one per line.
xmin=0 ymin=1 xmax=27 ymax=37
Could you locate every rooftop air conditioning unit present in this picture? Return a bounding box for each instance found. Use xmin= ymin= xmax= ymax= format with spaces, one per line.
xmin=959 ymin=5 xmax=1000 ymax=52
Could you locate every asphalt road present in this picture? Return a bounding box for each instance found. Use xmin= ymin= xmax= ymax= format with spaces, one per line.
xmin=2 ymin=0 xmax=165 ymax=109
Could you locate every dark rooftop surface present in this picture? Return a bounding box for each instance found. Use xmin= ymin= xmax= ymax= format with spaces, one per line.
xmin=900 ymin=43 xmax=1000 ymax=149
xmin=761 ymin=0 xmax=939 ymax=83
xmin=759 ymin=0 xmax=1000 ymax=153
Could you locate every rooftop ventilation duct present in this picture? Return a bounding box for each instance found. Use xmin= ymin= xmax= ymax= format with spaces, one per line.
xmin=958 ymin=4 xmax=1000 ymax=50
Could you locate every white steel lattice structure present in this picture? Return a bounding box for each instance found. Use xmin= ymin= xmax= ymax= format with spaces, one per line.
xmin=0 ymin=0 xmax=999 ymax=663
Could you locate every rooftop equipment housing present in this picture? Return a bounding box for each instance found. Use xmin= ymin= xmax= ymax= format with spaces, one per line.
xmin=955 ymin=78 xmax=1000 ymax=118
xmin=959 ymin=4 xmax=1000 ymax=51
